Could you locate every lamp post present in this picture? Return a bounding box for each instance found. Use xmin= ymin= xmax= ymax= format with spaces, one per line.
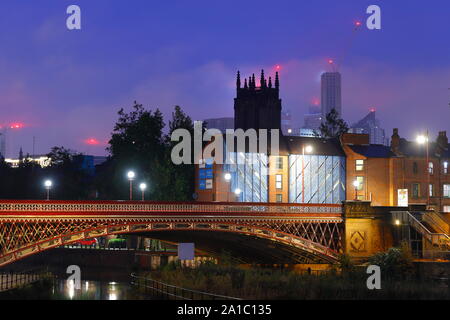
xmin=302 ymin=145 xmax=313 ymax=203
xmin=139 ymin=183 xmax=147 ymax=201
xmin=224 ymin=172 xmax=231 ymax=202
xmin=417 ymin=131 xmax=430 ymax=207
xmin=353 ymin=180 xmax=360 ymax=201
xmin=44 ymin=180 xmax=52 ymax=201
xmin=127 ymin=171 xmax=135 ymax=200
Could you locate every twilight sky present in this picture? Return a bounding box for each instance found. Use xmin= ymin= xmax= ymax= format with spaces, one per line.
xmin=0 ymin=0 xmax=449 ymax=157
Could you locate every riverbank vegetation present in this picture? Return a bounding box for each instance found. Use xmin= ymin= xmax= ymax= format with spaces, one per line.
xmin=144 ymin=246 xmax=450 ymax=300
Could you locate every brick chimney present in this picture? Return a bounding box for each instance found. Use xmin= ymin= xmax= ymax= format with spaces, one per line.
xmin=436 ymin=131 xmax=448 ymax=156
xmin=390 ymin=128 xmax=400 ymax=155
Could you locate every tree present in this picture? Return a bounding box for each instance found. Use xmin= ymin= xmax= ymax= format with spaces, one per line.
xmin=166 ymin=106 xmax=195 ymax=200
xmin=317 ymin=109 xmax=349 ymax=139
xmin=98 ymin=102 xmax=196 ymax=201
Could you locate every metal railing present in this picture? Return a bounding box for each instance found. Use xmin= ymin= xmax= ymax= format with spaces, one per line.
xmin=130 ymin=273 xmax=241 ymax=300
xmin=0 ymin=200 xmax=342 ymax=216
xmin=392 ymin=211 xmax=450 ymax=247
xmin=423 ymin=211 xmax=450 ymax=235
xmin=0 ymin=267 xmax=50 ymax=292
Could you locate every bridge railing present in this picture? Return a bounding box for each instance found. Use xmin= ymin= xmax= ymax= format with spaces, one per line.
xmin=0 ymin=267 xmax=50 ymax=292
xmin=130 ymin=273 xmax=241 ymax=300
xmin=0 ymin=200 xmax=342 ymax=216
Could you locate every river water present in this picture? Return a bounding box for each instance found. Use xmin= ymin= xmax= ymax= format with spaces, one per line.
xmin=51 ymin=279 xmax=147 ymax=300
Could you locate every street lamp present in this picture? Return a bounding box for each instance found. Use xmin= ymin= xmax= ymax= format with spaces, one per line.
xmin=224 ymin=172 xmax=232 ymax=202
xmin=139 ymin=183 xmax=147 ymax=201
xmin=302 ymin=145 xmax=313 ymax=203
xmin=44 ymin=180 xmax=52 ymax=201
xmin=127 ymin=171 xmax=135 ymax=200
xmin=353 ymin=180 xmax=360 ymax=201
xmin=234 ymin=188 xmax=241 ymax=201
xmin=417 ymin=131 xmax=430 ymax=207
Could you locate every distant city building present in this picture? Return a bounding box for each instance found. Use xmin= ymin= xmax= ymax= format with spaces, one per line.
xmin=203 ymin=117 xmax=234 ymax=133
xmin=349 ymin=109 xmax=388 ymax=145
xmin=297 ymin=128 xmax=319 ymax=137
xmin=93 ymin=156 xmax=108 ymax=166
xmin=4 ymin=155 xmax=51 ymax=168
xmin=303 ymin=105 xmax=322 ymax=131
xmin=0 ymin=128 xmax=5 ymax=158
xmin=281 ymin=110 xmax=292 ymax=135
xmin=4 ymin=154 xmax=108 ymax=171
xmin=321 ymin=72 xmax=342 ymax=119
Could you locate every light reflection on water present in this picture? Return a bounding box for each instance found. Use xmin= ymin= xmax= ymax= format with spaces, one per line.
xmin=53 ymin=279 xmax=140 ymax=300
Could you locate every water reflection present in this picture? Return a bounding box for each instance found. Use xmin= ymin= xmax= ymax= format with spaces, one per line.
xmin=54 ymin=279 xmax=139 ymax=300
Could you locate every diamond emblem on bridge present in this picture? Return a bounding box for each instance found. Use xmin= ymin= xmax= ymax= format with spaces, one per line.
xmin=350 ymin=231 xmax=366 ymax=252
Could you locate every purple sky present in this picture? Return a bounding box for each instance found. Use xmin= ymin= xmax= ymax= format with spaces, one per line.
xmin=0 ymin=0 xmax=449 ymax=157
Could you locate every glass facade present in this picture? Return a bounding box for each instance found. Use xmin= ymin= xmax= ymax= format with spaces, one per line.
xmin=289 ymin=154 xmax=346 ymax=204
xmin=224 ymin=152 xmax=269 ymax=202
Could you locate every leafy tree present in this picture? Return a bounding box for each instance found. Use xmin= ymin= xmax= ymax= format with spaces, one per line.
xmin=97 ymin=102 xmax=196 ymax=201
xmin=317 ymin=109 xmax=349 ymax=139
xmin=166 ymin=106 xmax=195 ymax=200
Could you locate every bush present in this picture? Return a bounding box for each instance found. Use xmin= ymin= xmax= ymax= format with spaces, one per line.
xmin=368 ymin=242 xmax=414 ymax=280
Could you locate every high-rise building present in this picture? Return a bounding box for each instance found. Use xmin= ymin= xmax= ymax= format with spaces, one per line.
xmin=234 ymin=70 xmax=281 ymax=132
xmin=203 ymin=117 xmax=234 ymax=133
xmin=349 ymin=109 xmax=388 ymax=145
xmin=321 ymin=72 xmax=342 ymax=118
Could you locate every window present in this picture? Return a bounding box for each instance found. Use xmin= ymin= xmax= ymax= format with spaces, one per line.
xmin=356 ymin=176 xmax=364 ymax=191
xmin=276 ymin=157 xmax=283 ymax=170
xmin=443 ymin=161 xmax=448 ymax=174
xmin=444 ymin=206 xmax=450 ymax=213
xmin=412 ymin=183 xmax=420 ymax=199
xmin=276 ymin=174 xmax=282 ymax=189
xmin=429 ymin=184 xmax=434 ymax=197
xmin=355 ymin=159 xmax=364 ymax=171
xmin=413 ymin=162 xmax=418 ymax=174
xmin=276 ymin=194 xmax=283 ymax=203
xmin=444 ymin=184 xmax=450 ymax=198
xmin=428 ymin=162 xmax=434 ymax=175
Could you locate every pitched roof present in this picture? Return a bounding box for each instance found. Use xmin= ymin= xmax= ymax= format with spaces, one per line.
xmin=349 ymin=144 xmax=396 ymax=158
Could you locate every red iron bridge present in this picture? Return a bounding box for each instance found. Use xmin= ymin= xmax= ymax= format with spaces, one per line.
xmin=0 ymin=200 xmax=343 ymax=267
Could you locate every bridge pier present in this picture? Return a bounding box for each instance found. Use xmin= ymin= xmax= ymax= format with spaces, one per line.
xmin=343 ymin=201 xmax=395 ymax=262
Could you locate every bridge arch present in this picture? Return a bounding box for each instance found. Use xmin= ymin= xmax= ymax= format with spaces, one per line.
xmin=0 ymin=200 xmax=343 ymax=267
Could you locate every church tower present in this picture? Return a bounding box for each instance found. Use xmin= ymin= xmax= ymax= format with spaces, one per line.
xmin=234 ymin=70 xmax=282 ymax=131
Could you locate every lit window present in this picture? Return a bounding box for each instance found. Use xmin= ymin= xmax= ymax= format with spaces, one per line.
xmin=276 ymin=157 xmax=283 ymax=170
xmin=356 ymin=159 xmax=364 ymax=171
xmin=356 ymin=176 xmax=364 ymax=191
xmin=412 ymin=183 xmax=420 ymax=199
xmin=276 ymin=194 xmax=283 ymax=203
xmin=443 ymin=161 xmax=448 ymax=174
xmin=276 ymin=174 xmax=282 ymax=189
xmin=444 ymin=184 xmax=450 ymax=198
xmin=444 ymin=206 xmax=450 ymax=213
xmin=428 ymin=162 xmax=434 ymax=174
xmin=429 ymin=184 xmax=433 ymax=197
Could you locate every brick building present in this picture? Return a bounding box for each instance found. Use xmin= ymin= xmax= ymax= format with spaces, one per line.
xmin=342 ymin=129 xmax=450 ymax=214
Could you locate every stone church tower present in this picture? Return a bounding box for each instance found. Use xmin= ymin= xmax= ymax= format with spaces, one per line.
xmin=234 ymin=70 xmax=282 ymax=132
